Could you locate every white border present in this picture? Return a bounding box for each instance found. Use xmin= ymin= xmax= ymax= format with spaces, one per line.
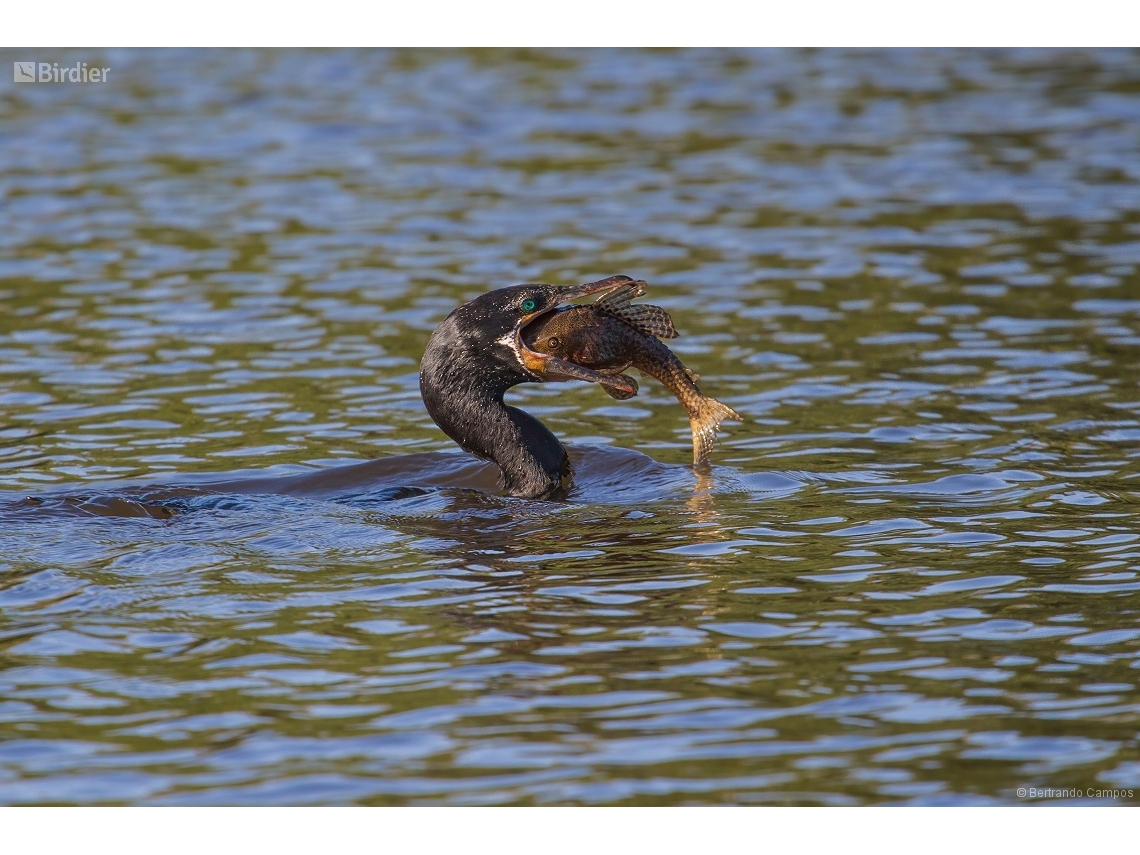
xmin=3 ymin=0 xmax=1139 ymax=47
xmin=2 ymin=806 xmax=1136 ymax=855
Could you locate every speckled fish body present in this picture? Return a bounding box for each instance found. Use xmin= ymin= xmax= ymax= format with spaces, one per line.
xmin=523 ymin=285 xmax=740 ymax=465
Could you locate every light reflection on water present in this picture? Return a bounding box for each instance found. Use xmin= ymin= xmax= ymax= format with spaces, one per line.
xmin=1 ymin=48 xmax=1140 ymax=804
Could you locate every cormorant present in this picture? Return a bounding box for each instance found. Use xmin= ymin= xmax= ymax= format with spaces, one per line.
xmin=419 ymin=276 xmax=637 ymax=499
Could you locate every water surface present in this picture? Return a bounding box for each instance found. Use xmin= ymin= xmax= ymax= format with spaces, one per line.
xmin=2 ymin=48 xmax=1140 ymax=804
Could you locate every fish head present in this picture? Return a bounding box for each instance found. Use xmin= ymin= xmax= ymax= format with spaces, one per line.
xmin=520 ymin=307 xmax=586 ymax=360
xmin=502 ymin=276 xmax=637 ymax=394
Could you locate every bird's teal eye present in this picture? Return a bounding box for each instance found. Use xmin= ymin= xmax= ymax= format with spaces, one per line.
xmin=522 ymin=299 xmax=537 ymax=312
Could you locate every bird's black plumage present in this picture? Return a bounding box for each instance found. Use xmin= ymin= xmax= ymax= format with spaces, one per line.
xmin=419 ymin=278 xmax=637 ymax=498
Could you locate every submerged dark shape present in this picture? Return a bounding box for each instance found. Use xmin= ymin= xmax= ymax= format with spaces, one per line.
xmin=419 ymin=276 xmax=637 ymax=499
xmin=522 ymin=282 xmax=741 ymax=465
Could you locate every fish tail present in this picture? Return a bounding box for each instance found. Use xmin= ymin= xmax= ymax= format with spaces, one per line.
xmin=689 ymin=395 xmax=741 ymax=466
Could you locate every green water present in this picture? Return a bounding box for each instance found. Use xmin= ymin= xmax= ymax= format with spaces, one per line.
xmin=1 ymin=48 xmax=1140 ymax=804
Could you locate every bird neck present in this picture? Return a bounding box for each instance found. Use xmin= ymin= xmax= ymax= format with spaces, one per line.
xmin=420 ymin=360 xmax=569 ymax=499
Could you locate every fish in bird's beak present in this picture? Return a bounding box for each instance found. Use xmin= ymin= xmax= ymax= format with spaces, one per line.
xmin=516 ymin=276 xmax=637 ymax=395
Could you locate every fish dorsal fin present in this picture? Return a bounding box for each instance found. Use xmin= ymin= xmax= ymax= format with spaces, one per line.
xmin=594 ymin=281 xmax=678 ymax=339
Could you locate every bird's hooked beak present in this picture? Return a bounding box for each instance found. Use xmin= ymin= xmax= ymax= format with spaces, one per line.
xmin=514 ymin=276 xmax=636 ymax=395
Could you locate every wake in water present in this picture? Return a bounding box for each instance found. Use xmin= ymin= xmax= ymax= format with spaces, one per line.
xmin=2 ymin=445 xmax=739 ymax=522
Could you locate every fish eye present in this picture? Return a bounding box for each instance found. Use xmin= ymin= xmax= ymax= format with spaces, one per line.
xmin=521 ymin=298 xmax=537 ymax=312
xmin=548 ymin=337 xmax=559 ymax=348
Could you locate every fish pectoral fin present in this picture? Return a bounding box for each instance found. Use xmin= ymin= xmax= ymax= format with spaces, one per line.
xmin=603 ymin=373 xmax=639 ymax=400
xmin=595 ymin=285 xmax=679 ymax=339
xmin=685 ymin=368 xmax=701 ymax=384
xmin=540 ymin=356 xmax=638 ymax=396
xmin=613 ymin=304 xmax=679 ymax=339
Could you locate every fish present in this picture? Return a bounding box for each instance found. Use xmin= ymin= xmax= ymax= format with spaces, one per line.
xmin=522 ymin=279 xmax=741 ymax=466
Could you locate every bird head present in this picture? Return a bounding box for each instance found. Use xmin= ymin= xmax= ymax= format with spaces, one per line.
xmin=427 ymin=276 xmax=637 ymax=395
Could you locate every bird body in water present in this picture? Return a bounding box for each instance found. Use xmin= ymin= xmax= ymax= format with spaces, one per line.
xmin=419 ymin=276 xmax=637 ymax=499
xmin=420 ymin=275 xmax=739 ymax=498
xmin=522 ymin=282 xmax=741 ymax=466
